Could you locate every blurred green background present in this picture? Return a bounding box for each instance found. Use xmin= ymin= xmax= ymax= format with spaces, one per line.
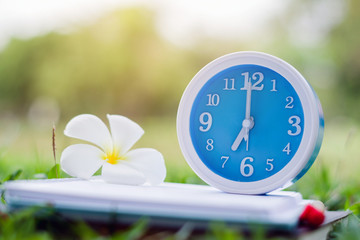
xmin=0 ymin=0 xmax=359 ymax=204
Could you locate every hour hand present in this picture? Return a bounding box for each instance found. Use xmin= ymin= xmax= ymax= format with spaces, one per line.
xmin=231 ymin=126 xmax=246 ymax=151
xmin=231 ymin=118 xmax=254 ymax=151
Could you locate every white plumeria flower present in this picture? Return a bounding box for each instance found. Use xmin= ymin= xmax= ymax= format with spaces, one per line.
xmin=60 ymin=114 xmax=166 ymax=185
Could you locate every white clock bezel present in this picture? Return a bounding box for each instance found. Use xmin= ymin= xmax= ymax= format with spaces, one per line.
xmin=177 ymin=51 xmax=323 ymax=194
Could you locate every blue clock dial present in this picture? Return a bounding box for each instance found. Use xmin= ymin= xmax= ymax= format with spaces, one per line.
xmin=189 ymin=64 xmax=304 ymax=182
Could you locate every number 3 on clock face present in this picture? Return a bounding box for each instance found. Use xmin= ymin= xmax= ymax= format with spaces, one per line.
xmin=177 ymin=52 xmax=324 ymax=194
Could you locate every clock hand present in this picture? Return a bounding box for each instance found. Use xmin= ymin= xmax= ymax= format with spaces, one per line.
xmin=231 ymin=77 xmax=254 ymax=151
xmin=245 ymin=127 xmax=249 ymax=151
xmin=244 ymin=118 xmax=254 ymax=151
xmin=245 ymin=76 xmax=252 ymax=120
xmin=231 ymin=118 xmax=254 ymax=151
xmin=231 ymin=125 xmax=246 ymax=151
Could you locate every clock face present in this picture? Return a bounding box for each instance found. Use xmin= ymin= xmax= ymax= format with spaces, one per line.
xmin=177 ymin=52 xmax=324 ymax=194
xmin=189 ymin=64 xmax=304 ymax=182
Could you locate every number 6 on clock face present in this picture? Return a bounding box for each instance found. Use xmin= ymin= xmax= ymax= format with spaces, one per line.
xmin=177 ymin=52 xmax=324 ymax=194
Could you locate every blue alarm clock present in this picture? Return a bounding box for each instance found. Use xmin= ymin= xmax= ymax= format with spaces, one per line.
xmin=177 ymin=52 xmax=324 ymax=194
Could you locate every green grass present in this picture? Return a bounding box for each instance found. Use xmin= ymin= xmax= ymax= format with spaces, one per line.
xmin=0 ymin=116 xmax=360 ymax=239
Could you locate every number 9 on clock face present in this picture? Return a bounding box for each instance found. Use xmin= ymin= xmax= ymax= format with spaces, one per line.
xmin=177 ymin=52 xmax=324 ymax=194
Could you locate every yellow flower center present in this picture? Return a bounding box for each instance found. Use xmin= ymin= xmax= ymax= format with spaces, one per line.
xmin=103 ymin=149 xmax=125 ymax=165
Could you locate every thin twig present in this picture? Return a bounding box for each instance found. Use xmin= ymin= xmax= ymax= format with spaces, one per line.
xmin=52 ymin=122 xmax=58 ymax=178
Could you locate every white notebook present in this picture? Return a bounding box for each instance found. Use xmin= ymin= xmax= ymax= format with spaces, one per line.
xmin=4 ymin=177 xmax=305 ymax=230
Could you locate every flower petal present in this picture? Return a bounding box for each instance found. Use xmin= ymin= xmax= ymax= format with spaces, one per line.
xmin=101 ymin=162 xmax=146 ymax=185
xmin=60 ymin=144 xmax=105 ymax=179
xmin=125 ymin=148 xmax=166 ymax=185
xmin=107 ymin=114 xmax=144 ymax=155
xmin=64 ymin=114 xmax=113 ymax=151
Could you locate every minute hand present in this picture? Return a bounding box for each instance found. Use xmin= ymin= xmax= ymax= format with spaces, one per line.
xmin=245 ymin=79 xmax=252 ymax=120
